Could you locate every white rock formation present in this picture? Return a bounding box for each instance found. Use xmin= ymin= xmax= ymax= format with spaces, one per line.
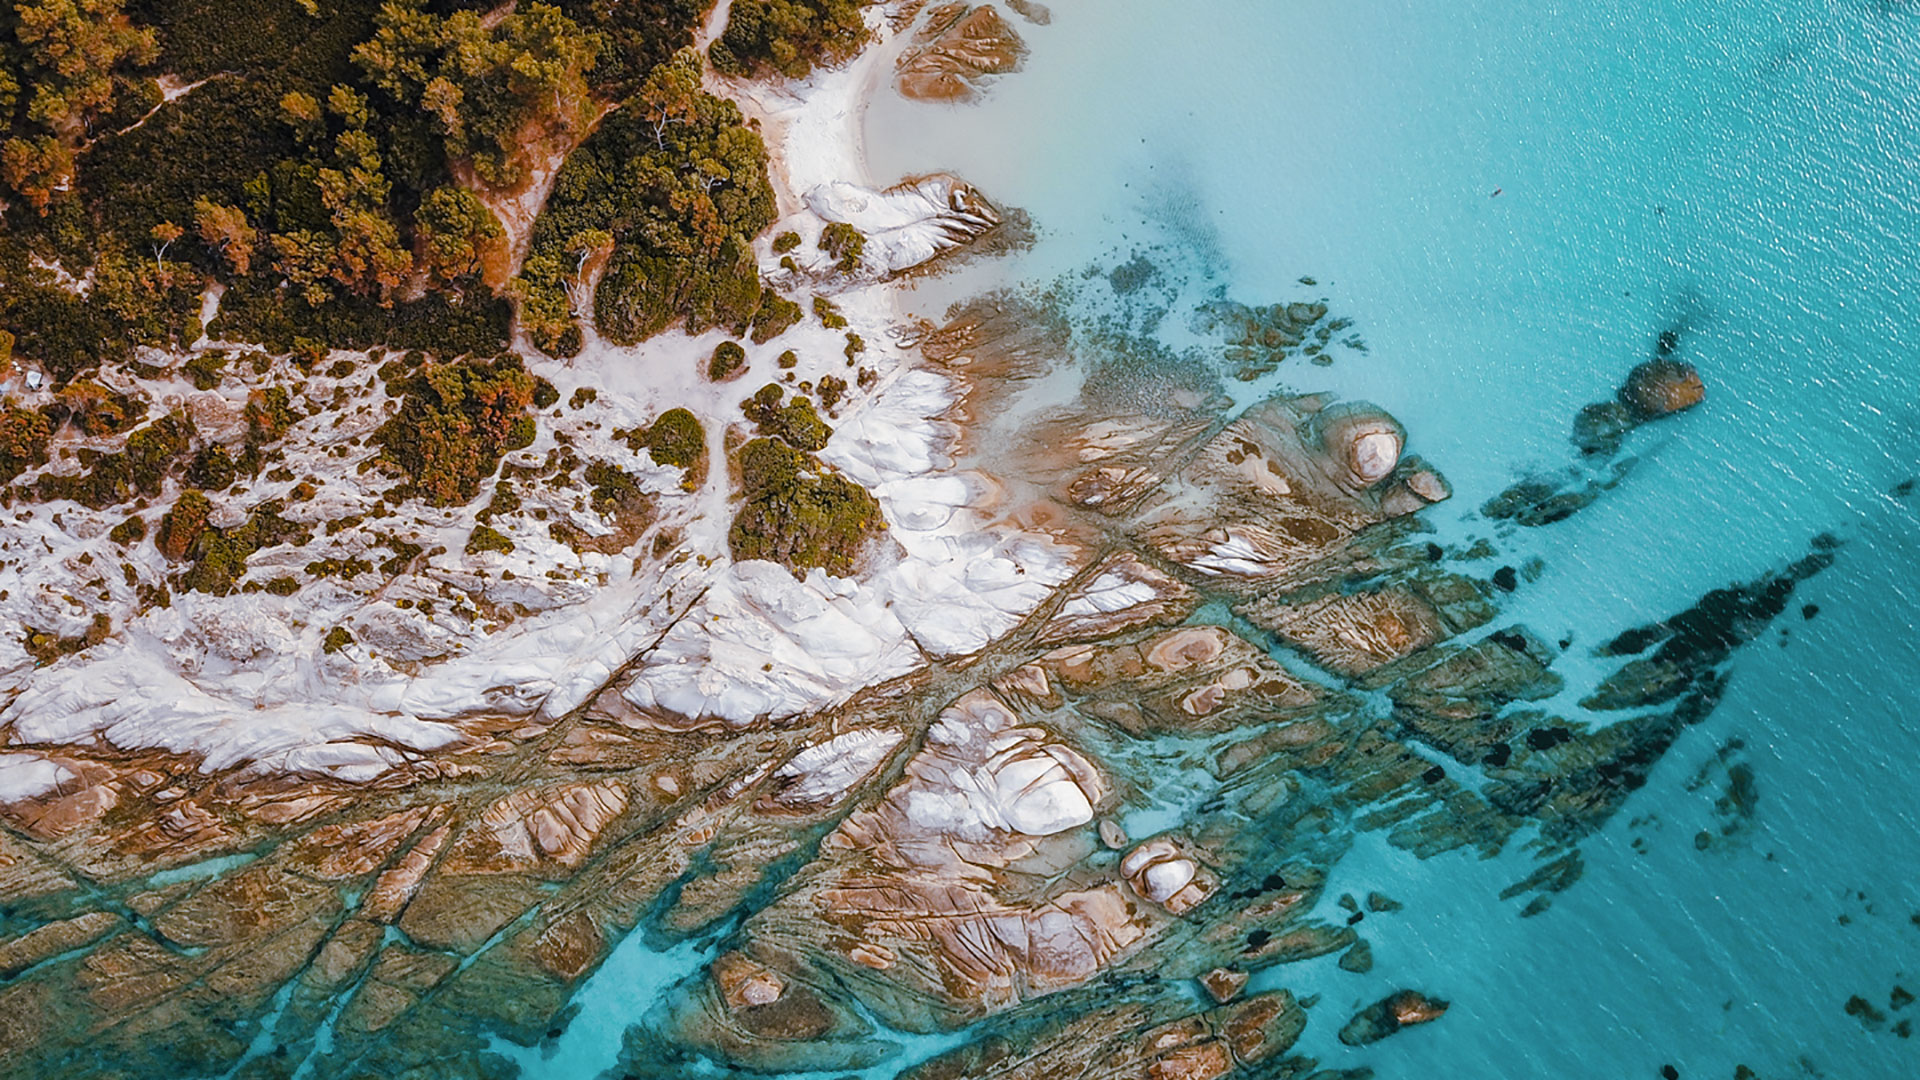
xmin=802 ymin=175 xmax=1002 ymax=279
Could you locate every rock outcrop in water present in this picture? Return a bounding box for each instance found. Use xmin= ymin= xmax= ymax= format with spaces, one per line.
xmin=897 ymin=4 xmax=1028 ymax=102
xmin=1338 ymin=989 xmax=1450 ymax=1046
xmin=1487 ymin=341 xmax=1709 ymax=526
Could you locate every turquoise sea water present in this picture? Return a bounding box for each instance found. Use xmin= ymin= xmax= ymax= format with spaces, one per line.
xmin=511 ymin=3 xmax=1920 ymax=1077
xmin=864 ymin=1 xmax=1920 ymax=1076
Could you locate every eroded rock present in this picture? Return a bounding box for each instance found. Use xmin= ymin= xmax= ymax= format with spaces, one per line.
xmin=898 ymin=5 xmax=1028 ymax=102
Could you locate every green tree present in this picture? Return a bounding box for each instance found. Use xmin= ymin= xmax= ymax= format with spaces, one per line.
xmin=11 ymin=0 xmax=157 ymax=135
xmin=0 ymin=133 xmax=74 ymax=212
xmin=193 ymin=197 xmax=257 ymax=275
xmin=517 ymin=53 xmax=777 ymax=349
xmin=729 ymin=436 xmax=882 ymax=577
xmin=416 ymin=185 xmax=505 ymax=284
xmin=353 ymin=1 xmax=602 ymax=189
xmin=0 ymin=402 xmax=53 ymax=483
xmin=711 ymin=0 xmax=868 ymax=80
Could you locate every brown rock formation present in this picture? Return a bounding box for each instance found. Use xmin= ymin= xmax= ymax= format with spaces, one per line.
xmin=1620 ymin=357 xmax=1706 ymax=419
xmin=898 ymin=5 xmax=1028 ymax=102
xmin=1339 ymin=989 xmax=1450 ymax=1045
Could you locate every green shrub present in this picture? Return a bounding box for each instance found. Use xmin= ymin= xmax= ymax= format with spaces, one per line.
xmin=477 ymin=480 xmax=521 ymax=522
xmin=777 ymin=349 xmax=798 ymax=369
xmin=23 ymin=614 xmax=115 ymax=667
xmin=748 ymin=289 xmax=803 ymax=344
xmin=188 ymin=444 xmax=239 ymax=490
xmin=843 ymin=331 xmax=864 ymax=361
xmin=532 ymin=376 xmax=560 ymax=409
xmin=182 ymin=499 xmax=310 ymax=594
xmin=57 ymin=381 xmax=148 ymax=436
xmin=323 ymin=626 xmax=354 ymax=654
xmin=585 ymin=460 xmax=645 ymax=513
xmin=729 ymin=436 xmax=882 ymax=578
xmin=819 ymin=222 xmax=865 ymax=273
xmin=0 ymin=403 xmax=53 ymax=483
xmin=569 ymin=386 xmax=598 ymax=409
xmin=644 ymin=407 xmax=704 ymax=470
xmin=36 ymin=412 xmax=195 ymax=508
xmin=244 ymin=385 xmax=297 ymax=445
xmin=375 ymin=355 xmax=537 ymax=505
xmin=378 ymin=535 xmax=423 ymax=575
xmin=158 ymin=491 xmax=212 ymax=560
xmin=708 ymin=340 xmax=747 ymax=381
xmin=742 ymin=383 xmax=831 ymax=452
xmin=185 ymin=351 xmax=231 ymax=390
xmin=466 ymin=524 xmax=515 ymax=554
xmin=109 ymin=514 xmax=148 ymax=546
xmin=818 ymin=373 xmax=848 ymax=411
xmin=265 ymin=575 xmax=301 ymax=596
xmin=304 ymin=555 xmax=375 ymax=579
xmin=812 ymin=295 xmax=846 ymax=329
xmin=772 ymin=230 xmax=801 ymax=253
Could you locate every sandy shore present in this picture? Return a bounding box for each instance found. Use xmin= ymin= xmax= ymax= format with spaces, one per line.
xmin=0 ymin=2 xmax=1063 ymax=791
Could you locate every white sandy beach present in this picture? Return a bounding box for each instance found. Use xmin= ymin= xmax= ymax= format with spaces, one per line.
xmin=0 ymin=2 xmax=1071 ymax=795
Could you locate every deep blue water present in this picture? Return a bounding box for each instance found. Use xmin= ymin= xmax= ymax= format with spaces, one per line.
xmin=507 ymin=2 xmax=1920 ymax=1077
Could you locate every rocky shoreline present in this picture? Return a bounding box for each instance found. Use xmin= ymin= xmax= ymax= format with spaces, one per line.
xmin=0 ymin=5 xmax=1822 ymax=1080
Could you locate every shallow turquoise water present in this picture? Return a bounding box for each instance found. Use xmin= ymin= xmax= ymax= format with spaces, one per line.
xmin=862 ymin=1 xmax=1920 ymax=1076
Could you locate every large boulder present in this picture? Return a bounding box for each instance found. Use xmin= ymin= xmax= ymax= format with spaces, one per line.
xmin=1619 ymin=358 xmax=1705 ymax=419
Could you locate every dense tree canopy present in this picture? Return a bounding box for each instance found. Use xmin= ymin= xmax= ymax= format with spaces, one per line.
xmin=375 ymin=354 xmax=537 ymax=506
xmin=0 ymin=0 xmax=754 ymax=387
xmin=516 ymin=47 xmax=777 ymax=353
xmin=352 ymin=1 xmax=601 ymax=189
xmin=708 ymin=0 xmax=868 ymax=80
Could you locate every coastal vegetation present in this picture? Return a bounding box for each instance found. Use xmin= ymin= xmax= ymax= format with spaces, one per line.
xmin=729 ymin=433 xmax=882 ymax=578
xmin=374 ymin=354 xmax=537 ymax=506
xmin=640 ymin=406 xmax=704 ymax=470
xmin=707 ymin=0 xmax=869 ymax=79
xmin=0 ymin=0 xmax=734 ymax=386
xmin=515 ymin=47 xmax=778 ymax=355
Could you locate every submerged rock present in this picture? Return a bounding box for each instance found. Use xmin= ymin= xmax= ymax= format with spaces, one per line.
xmin=1338 ymin=989 xmax=1450 ymax=1045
